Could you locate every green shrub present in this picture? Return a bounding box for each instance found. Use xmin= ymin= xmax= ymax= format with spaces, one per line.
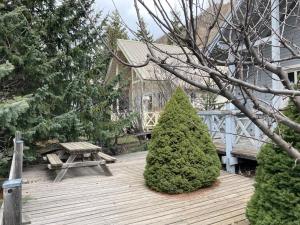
xmin=144 ymin=87 xmax=221 ymax=194
xmin=246 ymin=102 xmax=300 ymax=225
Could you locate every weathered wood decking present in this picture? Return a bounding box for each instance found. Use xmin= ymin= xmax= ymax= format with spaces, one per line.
xmin=214 ymin=140 xmax=259 ymax=161
xmin=22 ymin=151 xmax=254 ymax=225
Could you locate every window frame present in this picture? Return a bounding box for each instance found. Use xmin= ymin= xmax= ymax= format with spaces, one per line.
xmin=286 ymin=68 xmax=300 ymax=85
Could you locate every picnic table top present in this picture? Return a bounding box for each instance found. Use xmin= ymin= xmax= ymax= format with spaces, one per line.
xmin=60 ymin=142 xmax=101 ymax=154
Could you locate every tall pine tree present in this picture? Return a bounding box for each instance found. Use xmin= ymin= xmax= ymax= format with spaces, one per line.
xmin=104 ymin=10 xmax=128 ymax=50
xmin=135 ymin=17 xmax=154 ymax=42
xmin=246 ymin=100 xmax=300 ymax=225
xmin=0 ymin=0 xmax=132 ymax=176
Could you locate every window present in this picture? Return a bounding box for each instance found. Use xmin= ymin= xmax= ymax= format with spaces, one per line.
xmin=287 ymin=70 xmax=300 ymax=84
xmin=143 ymin=95 xmax=153 ymax=112
xmin=158 ymin=93 xmax=165 ymax=109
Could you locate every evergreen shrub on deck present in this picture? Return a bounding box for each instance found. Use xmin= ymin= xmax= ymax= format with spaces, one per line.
xmin=246 ymin=102 xmax=300 ymax=225
xmin=144 ymin=87 xmax=221 ymax=194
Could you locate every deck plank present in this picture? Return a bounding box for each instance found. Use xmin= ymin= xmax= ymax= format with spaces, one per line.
xmin=22 ymin=151 xmax=253 ymax=225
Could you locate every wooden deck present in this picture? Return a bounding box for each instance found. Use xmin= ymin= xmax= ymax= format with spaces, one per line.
xmin=213 ymin=140 xmax=259 ymax=161
xmin=22 ymin=151 xmax=254 ymax=225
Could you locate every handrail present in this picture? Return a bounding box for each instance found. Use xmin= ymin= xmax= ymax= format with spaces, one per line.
xmin=1 ymin=131 xmax=24 ymax=225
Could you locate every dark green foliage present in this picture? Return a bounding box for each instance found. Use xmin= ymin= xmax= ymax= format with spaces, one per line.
xmin=104 ymin=11 xmax=128 ymax=50
xmin=246 ymin=102 xmax=300 ymax=225
xmin=135 ymin=18 xmax=154 ymax=42
xmin=144 ymin=88 xmax=221 ymax=194
xmin=0 ymin=0 xmax=132 ymax=176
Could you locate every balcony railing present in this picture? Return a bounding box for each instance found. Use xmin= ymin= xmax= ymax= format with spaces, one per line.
xmin=143 ymin=111 xmax=160 ymax=131
xmin=199 ymin=110 xmax=272 ymax=172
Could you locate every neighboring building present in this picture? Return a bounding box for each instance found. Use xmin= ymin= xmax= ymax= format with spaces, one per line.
xmin=106 ymin=1 xmax=300 ymax=173
xmin=203 ymin=0 xmax=300 ymax=172
xmin=106 ymin=39 xmax=226 ymax=131
xmin=208 ymin=0 xmax=300 ymax=110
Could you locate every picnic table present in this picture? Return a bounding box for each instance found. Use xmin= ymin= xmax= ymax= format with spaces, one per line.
xmin=46 ymin=142 xmax=116 ymax=182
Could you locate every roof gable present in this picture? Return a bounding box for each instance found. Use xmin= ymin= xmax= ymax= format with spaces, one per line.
xmin=106 ymin=39 xmax=227 ymax=89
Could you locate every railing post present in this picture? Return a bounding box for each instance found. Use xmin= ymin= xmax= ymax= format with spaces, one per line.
xmin=206 ymin=115 xmax=212 ymax=135
xmin=223 ymin=104 xmax=238 ymax=173
xmin=2 ymin=131 xmax=24 ymax=225
xmin=3 ymin=179 xmax=22 ymax=225
xmin=10 ymin=132 xmax=23 ymax=180
xmin=254 ymin=124 xmax=261 ymax=150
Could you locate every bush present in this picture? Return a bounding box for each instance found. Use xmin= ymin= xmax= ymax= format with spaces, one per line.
xmin=144 ymin=87 xmax=221 ymax=194
xmin=246 ymin=102 xmax=300 ymax=225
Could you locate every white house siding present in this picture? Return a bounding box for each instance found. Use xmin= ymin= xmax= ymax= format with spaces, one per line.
xmin=280 ymin=5 xmax=300 ymax=68
xmin=236 ymin=45 xmax=273 ymax=109
xmin=235 ymin=5 xmax=300 ymax=109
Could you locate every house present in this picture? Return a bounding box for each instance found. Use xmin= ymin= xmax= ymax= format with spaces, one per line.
xmin=106 ymin=1 xmax=300 ymax=173
xmin=208 ymin=0 xmax=300 ymax=110
xmin=202 ymin=0 xmax=300 ymax=172
xmin=106 ymin=39 xmax=227 ymax=131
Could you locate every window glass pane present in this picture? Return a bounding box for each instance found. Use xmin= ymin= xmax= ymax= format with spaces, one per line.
xmin=288 ymin=72 xmax=295 ymax=83
xmin=143 ymin=95 xmax=153 ymax=111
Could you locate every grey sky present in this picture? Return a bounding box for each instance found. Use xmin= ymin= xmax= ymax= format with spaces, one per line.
xmin=95 ymin=0 xmax=182 ymax=39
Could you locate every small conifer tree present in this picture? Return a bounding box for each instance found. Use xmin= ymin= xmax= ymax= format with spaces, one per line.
xmin=246 ymin=102 xmax=300 ymax=225
xmin=144 ymin=87 xmax=221 ymax=194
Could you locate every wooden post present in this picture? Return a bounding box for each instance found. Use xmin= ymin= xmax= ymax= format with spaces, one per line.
xmin=224 ymin=104 xmax=238 ymax=173
xmin=115 ymin=63 xmax=120 ymax=116
xmin=140 ymin=79 xmax=144 ymax=130
xmin=254 ymin=123 xmax=261 ymax=150
xmin=9 ymin=133 xmax=23 ymax=180
xmin=224 ymin=51 xmax=238 ymax=173
xmin=1 ymin=131 xmax=25 ymax=225
xmin=206 ymin=115 xmax=212 ymax=135
xmin=3 ymin=179 xmax=22 ymax=225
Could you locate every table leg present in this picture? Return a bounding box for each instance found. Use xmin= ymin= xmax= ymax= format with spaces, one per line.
xmin=92 ymin=153 xmax=113 ymax=176
xmin=57 ymin=150 xmax=66 ymax=158
xmin=54 ymin=154 xmax=77 ymax=182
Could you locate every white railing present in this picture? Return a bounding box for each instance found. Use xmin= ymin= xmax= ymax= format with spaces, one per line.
xmin=199 ymin=110 xmax=272 ymax=173
xmin=143 ymin=111 xmax=160 ymax=131
xmin=199 ymin=110 xmax=271 ymax=149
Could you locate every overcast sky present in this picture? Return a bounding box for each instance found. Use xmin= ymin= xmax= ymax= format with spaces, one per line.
xmin=94 ymin=0 xmax=182 ymax=39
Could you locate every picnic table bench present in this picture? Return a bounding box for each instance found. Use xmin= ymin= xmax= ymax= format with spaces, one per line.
xmin=46 ymin=142 xmax=116 ymax=182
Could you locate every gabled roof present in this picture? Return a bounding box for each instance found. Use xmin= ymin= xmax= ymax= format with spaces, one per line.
xmin=106 ymin=39 xmax=224 ymax=89
xmin=116 ymin=39 xmax=190 ymax=80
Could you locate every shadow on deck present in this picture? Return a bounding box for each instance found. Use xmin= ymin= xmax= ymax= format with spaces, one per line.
xmin=22 ymin=151 xmax=254 ymax=225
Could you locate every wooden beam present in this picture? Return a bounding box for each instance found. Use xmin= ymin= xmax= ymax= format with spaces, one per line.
xmin=53 ymin=155 xmax=77 ymax=182
xmin=48 ymin=160 xmax=105 ymax=170
xmin=92 ymin=153 xmax=113 ymax=176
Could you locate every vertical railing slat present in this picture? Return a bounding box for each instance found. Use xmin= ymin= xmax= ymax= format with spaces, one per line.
xmin=224 ymin=105 xmax=237 ymax=173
